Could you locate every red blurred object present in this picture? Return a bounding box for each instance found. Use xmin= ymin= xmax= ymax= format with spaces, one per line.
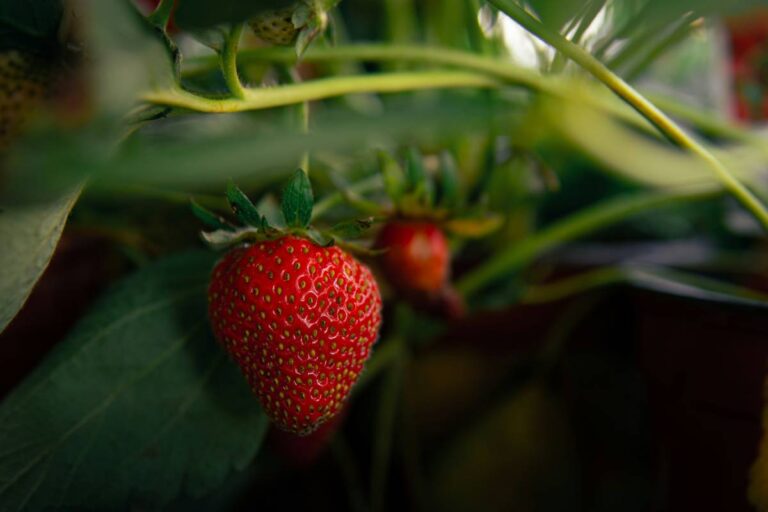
xmin=726 ymin=8 xmax=768 ymax=122
xmin=376 ymin=220 xmax=451 ymax=297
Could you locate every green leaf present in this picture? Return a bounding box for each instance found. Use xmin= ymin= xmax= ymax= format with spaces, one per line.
xmin=438 ymin=151 xmax=460 ymax=209
xmin=175 ymin=0 xmax=295 ymax=30
xmin=190 ymin=199 xmax=235 ymax=232
xmin=281 ymin=169 xmax=314 ymax=228
xmin=0 ymin=251 xmax=268 ymax=511
xmin=226 ymin=182 xmax=264 ymax=228
xmin=0 ymin=0 xmax=63 ymax=52
xmin=378 ymin=151 xmax=406 ymax=207
xmin=0 ymin=186 xmax=80 ymax=334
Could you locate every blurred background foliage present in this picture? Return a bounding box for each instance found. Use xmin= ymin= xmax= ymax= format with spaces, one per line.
xmin=3 ymin=0 xmax=768 ymax=511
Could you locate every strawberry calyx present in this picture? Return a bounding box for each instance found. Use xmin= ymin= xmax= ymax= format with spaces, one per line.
xmin=193 ymin=169 xmax=378 ymax=254
xmin=376 ymin=148 xmax=502 ymax=239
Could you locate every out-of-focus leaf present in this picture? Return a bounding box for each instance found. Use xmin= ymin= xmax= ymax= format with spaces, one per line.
xmin=0 ymin=186 xmax=79 ymax=333
xmin=0 ymin=251 xmax=268 ymax=511
xmin=545 ymin=98 xmax=767 ymax=191
xmin=175 ymin=0 xmax=294 ymax=30
xmin=0 ymin=0 xmax=62 ymax=52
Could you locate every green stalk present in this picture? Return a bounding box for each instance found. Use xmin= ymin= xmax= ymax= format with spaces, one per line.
xmin=181 ymin=44 xmax=754 ymax=144
xmin=142 ymin=71 xmax=501 ymax=112
xmin=221 ymin=23 xmax=246 ymax=99
xmin=488 ymin=0 xmax=768 ymax=232
xmin=456 ymin=186 xmax=717 ymax=296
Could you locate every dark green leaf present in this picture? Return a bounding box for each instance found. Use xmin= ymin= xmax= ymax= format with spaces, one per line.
xmin=438 ymin=151 xmax=460 ymax=208
xmin=0 ymin=0 xmax=62 ymax=52
xmin=281 ymin=169 xmax=314 ymax=228
xmin=0 ymin=186 xmax=80 ymax=333
xmin=378 ymin=151 xmax=406 ymax=207
xmin=175 ymin=0 xmax=295 ymax=30
xmin=226 ymin=182 xmax=264 ymax=228
xmin=190 ymin=199 xmax=235 ymax=232
xmin=0 ymin=252 xmax=269 ymax=511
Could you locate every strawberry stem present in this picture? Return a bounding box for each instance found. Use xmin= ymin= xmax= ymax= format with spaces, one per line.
xmin=221 ymin=23 xmax=246 ymax=100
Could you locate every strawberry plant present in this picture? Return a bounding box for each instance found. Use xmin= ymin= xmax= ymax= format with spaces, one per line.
xmin=3 ymin=0 xmax=768 ymax=511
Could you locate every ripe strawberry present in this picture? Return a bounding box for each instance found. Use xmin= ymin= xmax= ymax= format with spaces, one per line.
xmin=376 ymin=220 xmax=451 ymax=298
xmin=0 ymin=51 xmax=52 ymax=151
xmin=208 ymin=235 xmax=382 ymax=435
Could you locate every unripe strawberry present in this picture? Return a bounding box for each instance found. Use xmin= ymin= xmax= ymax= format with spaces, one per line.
xmin=0 ymin=50 xmax=52 ymax=151
xmin=208 ymin=236 xmax=382 ymax=435
xmin=249 ymin=7 xmax=299 ymax=46
xmin=376 ymin=220 xmax=451 ymax=297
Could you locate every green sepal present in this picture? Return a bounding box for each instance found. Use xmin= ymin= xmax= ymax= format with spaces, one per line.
xmin=438 ymin=151 xmax=461 ymax=209
xmin=190 ymin=199 xmax=235 ymax=232
xmin=304 ymin=227 xmax=334 ymax=247
xmin=281 ymin=169 xmax=314 ymax=228
xmin=329 ymin=217 xmax=374 ymax=240
xmin=404 ymin=147 xmax=434 ymax=208
xmin=378 ymin=151 xmax=406 ymax=208
xmin=226 ymin=181 xmax=264 ymax=228
xmin=201 ymin=226 xmax=261 ymax=250
xmin=146 ymin=0 xmax=176 ymax=30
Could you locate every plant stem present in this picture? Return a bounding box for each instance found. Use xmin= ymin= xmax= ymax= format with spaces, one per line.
xmin=182 ymin=44 xmax=756 ymax=144
xmin=142 ymin=71 xmax=501 ymax=112
xmin=488 ymin=0 xmax=768 ymax=232
xmin=221 ymin=23 xmax=246 ymax=99
xmin=456 ymin=185 xmax=717 ymax=296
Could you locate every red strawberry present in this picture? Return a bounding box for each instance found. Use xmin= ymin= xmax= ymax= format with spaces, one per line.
xmin=376 ymin=220 xmax=450 ymax=297
xmin=208 ymin=236 xmax=382 ymax=435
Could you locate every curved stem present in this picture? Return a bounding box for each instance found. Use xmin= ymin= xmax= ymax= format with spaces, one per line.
xmin=183 ymin=44 xmax=756 ymax=144
xmin=221 ymin=23 xmax=246 ymax=99
xmin=142 ymin=71 xmax=500 ymax=112
xmin=456 ymin=185 xmax=718 ymax=297
xmin=488 ymin=0 xmax=768 ymax=232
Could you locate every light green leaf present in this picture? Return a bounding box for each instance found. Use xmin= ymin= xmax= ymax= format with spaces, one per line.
xmin=0 ymin=251 xmax=268 ymax=511
xmin=0 ymin=186 xmax=80 ymax=333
